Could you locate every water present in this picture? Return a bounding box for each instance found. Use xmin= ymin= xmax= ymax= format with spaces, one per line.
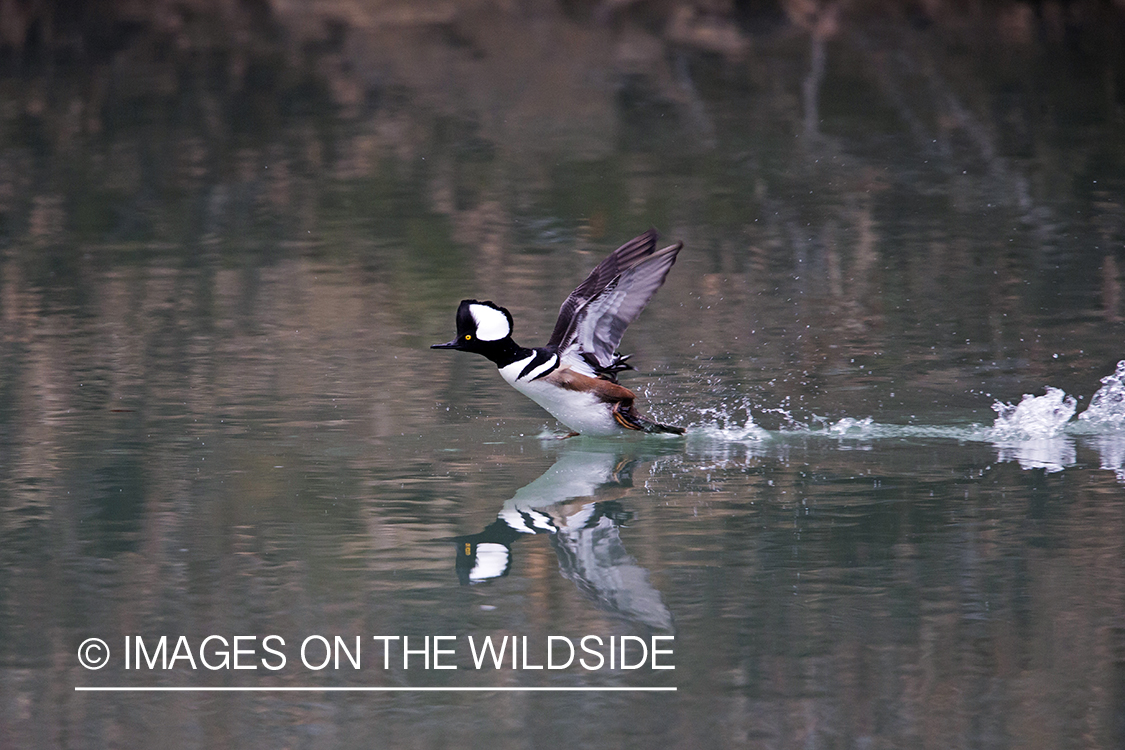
xmin=3 ymin=4 xmax=1125 ymax=749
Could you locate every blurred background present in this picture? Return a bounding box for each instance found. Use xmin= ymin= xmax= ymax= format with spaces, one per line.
xmin=2 ymin=1 xmax=1125 ymax=749
xmin=2 ymin=0 xmax=1124 ymax=414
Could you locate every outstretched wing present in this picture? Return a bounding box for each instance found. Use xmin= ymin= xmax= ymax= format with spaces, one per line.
xmin=546 ymin=230 xmax=683 ymax=373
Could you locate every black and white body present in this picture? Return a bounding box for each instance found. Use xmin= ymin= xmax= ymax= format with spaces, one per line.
xmin=432 ymin=230 xmax=685 ymax=436
xmin=452 ymin=449 xmax=674 ymax=632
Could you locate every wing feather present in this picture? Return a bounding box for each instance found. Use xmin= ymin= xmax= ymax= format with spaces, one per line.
xmin=547 ymin=231 xmax=682 ymax=373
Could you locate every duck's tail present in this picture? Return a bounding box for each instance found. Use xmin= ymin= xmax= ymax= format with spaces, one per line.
xmin=612 ymin=402 xmax=686 ymax=435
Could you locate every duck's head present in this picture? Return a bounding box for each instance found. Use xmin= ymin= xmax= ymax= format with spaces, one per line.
xmin=431 ymin=299 xmax=514 ymax=357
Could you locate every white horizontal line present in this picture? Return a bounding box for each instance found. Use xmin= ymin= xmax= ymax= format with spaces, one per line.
xmin=75 ymin=686 xmax=676 ymax=693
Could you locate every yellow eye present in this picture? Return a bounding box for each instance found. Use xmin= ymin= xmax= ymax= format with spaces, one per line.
xmin=464 ymin=334 xmax=472 ymax=341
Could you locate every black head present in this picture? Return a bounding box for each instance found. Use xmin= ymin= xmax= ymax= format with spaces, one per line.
xmin=431 ymin=300 xmax=516 ymax=359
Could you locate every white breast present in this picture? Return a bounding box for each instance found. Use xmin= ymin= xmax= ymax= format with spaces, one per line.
xmin=498 ymin=355 xmax=620 ymax=435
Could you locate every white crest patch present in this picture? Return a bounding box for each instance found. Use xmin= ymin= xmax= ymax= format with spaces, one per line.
xmin=469 ymin=304 xmax=511 ymax=341
xmin=470 ymin=543 xmax=511 ymax=582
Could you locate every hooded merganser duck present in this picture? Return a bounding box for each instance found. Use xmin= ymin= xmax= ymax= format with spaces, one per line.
xmin=432 ymin=230 xmax=686 ymax=436
xmin=451 ymin=448 xmax=673 ymax=632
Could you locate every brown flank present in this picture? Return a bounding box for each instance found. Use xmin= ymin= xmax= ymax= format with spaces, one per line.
xmin=545 ymin=368 xmax=636 ymax=404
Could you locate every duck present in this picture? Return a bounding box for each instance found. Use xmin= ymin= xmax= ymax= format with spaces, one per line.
xmin=432 ymin=230 xmax=685 ymax=436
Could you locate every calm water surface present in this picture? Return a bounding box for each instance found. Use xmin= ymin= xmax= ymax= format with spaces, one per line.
xmin=2 ymin=5 xmax=1125 ymax=749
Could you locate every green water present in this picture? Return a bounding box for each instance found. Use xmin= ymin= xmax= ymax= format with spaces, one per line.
xmin=2 ymin=5 xmax=1124 ymax=749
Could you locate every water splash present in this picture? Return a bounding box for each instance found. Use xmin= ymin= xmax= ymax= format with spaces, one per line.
xmin=984 ymin=369 xmax=1125 ymax=476
xmin=1077 ymin=360 xmax=1125 ymax=429
xmin=690 ymin=399 xmax=770 ymax=443
xmin=681 ymin=396 xmax=777 ymax=469
xmin=671 ymin=360 xmax=1125 ymax=481
xmin=824 ymin=416 xmax=875 ymax=436
xmin=990 ymin=387 xmax=1077 ymax=438
xmin=987 ymin=387 xmax=1077 ymax=473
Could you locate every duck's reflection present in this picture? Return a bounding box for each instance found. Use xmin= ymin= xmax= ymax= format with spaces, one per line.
xmin=454 ymin=448 xmax=673 ymax=632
